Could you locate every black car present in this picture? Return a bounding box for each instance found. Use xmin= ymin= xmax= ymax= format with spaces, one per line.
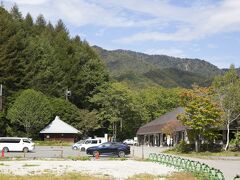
xmin=86 ymin=142 xmax=130 ymax=157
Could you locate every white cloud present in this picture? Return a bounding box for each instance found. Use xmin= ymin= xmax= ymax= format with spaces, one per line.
xmin=4 ymin=0 xmax=240 ymax=42
xmin=115 ymin=0 xmax=240 ymax=42
xmin=118 ymin=29 xmax=198 ymax=43
xmin=145 ymin=48 xmax=185 ymax=58
xmin=6 ymin=0 xmax=49 ymax=5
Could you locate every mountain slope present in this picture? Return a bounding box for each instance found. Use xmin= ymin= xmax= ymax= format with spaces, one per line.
xmin=93 ymin=46 xmax=223 ymax=88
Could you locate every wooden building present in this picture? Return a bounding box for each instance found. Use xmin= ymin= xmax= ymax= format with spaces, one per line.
xmin=137 ymin=107 xmax=239 ymax=147
xmin=137 ymin=107 xmax=186 ymax=147
xmin=40 ymin=116 xmax=81 ymax=142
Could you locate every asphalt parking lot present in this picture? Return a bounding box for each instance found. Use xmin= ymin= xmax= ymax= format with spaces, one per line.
xmin=3 ymin=146 xmax=136 ymax=159
xmin=4 ymin=146 xmax=85 ymax=158
xmin=3 ymin=145 xmax=166 ymax=159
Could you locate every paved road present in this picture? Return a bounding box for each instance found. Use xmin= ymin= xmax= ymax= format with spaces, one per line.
xmin=130 ymin=145 xmax=169 ymax=159
xmin=131 ymin=146 xmax=240 ymax=180
xmin=4 ymin=146 xmax=129 ymax=159
xmin=188 ymin=157 xmax=240 ymax=180
xmin=4 ymin=146 xmax=84 ymax=158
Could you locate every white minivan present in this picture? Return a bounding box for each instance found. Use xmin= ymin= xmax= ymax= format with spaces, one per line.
xmin=0 ymin=137 xmax=35 ymax=153
xmin=76 ymin=139 xmax=105 ymax=151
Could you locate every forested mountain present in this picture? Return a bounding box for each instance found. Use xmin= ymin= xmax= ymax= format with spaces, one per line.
xmin=93 ymin=46 xmax=223 ymax=88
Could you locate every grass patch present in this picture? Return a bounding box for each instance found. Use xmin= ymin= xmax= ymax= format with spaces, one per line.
xmin=0 ymin=173 xmax=111 ymax=180
xmin=107 ymin=157 xmax=127 ymax=161
xmin=67 ymin=156 xmax=91 ymax=161
xmin=164 ymin=149 xmax=240 ymax=158
xmin=127 ymin=173 xmax=164 ymax=179
xmin=22 ymin=164 xmax=40 ymax=167
xmin=166 ymin=172 xmax=197 ymax=180
xmin=0 ymin=157 xmax=12 ymax=161
xmin=132 ymin=157 xmax=151 ymax=162
xmin=35 ymin=141 xmax=72 ymax=146
xmin=127 ymin=172 xmax=196 ymax=180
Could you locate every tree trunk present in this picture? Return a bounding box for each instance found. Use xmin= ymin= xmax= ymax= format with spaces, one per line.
xmin=224 ymin=123 xmax=230 ymax=151
xmin=195 ymin=140 xmax=200 ymax=152
xmin=112 ymin=123 xmax=116 ymax=142
xmin=195 ymin=134 xmax=200 ymax=152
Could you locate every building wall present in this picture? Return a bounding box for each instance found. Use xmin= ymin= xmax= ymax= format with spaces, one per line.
xmin=43 ymin=133 xmax=76 ymax=142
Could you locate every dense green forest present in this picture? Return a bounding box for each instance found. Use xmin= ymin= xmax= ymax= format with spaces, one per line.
xmin=0 ymin=5 xmax=109 ymax=137
xmin=0 ymin=5 xmax=181 ymax=140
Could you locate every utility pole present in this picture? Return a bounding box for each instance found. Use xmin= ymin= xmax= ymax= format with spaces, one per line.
xmin=65 ymin=88 xmax=71 ymax=101
xmin=0 ymin=84 xmax=3 ymax=111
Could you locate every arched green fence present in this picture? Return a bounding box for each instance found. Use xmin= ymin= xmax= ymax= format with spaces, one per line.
xmin=233 ymin=175 xmax=240 ymax=180
xmin=149 ymin=153 xmax=225 ymax=180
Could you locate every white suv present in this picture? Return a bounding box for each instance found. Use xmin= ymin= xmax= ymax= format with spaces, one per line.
xmin=72 ymin=140 xmax=85 ymax=150
xmin=78 ymin=139 xmax=104 ymax=151
xmin=0 ymin=137 xmax=35 ymax=153
xmin=123 ymin=139 xmax=138 ymax=145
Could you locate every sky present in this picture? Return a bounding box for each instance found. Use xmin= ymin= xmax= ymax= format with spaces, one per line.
xmin=3 ymin=0 xmax=240 ymax=68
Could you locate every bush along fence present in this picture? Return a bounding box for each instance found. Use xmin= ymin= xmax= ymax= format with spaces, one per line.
xmin=149 ymin=153 xmax=225 ymax=180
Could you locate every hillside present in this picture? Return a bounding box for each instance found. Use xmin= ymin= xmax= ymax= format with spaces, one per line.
xmin=93 ymin=46 xmax=223 ymax=88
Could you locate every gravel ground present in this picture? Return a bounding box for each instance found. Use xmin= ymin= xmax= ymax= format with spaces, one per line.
xmin=0 ymin=160 xmax=176 ymax=179
xmin=3 ymin=146 xmax=239 ymax=179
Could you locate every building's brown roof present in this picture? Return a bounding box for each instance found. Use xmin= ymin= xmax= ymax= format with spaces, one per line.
xmin=137 ymin=107 xmax=186 ymax=135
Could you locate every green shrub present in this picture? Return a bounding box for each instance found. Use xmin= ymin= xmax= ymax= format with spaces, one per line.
xmin=230 ymin=132 xmax=240 ymax=151
xmin=67 ymin=156 xmax=91 ymax=161
xmin=175 ymin=140 xmax=191 ymax=153
xmin=201 ymin=143 xmax=222 ymax=152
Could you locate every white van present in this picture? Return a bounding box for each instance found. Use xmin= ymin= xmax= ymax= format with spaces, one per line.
xmin=0 ymin=137 xmax=35 ymax=153
xmin=72 ymin=140 xmax=85 ymax=150
xmin=77 ymin=139 xmax=105 ymax=151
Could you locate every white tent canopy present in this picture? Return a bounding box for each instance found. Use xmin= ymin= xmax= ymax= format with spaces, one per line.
xmin=40 ymin=116 xmax=80 ymax=134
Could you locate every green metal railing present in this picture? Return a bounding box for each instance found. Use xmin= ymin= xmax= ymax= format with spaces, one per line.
xmin=149 ymin=153 xmax=225 ymax=180
xmin=233 ymin=175 xmax=240 ymax=180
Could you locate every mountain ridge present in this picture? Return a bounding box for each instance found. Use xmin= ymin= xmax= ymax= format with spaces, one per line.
xmin=92 ymin=45 xmax=223 ymax=77
xmin=92 ymin=45 xmax=224 ymax=88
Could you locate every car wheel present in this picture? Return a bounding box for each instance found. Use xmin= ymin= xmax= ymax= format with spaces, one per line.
xmin=23 ymin=147 xmax=29 ymax=153
xmin=73 ymin=146 xmax=78 ymax=150
xmin=3 ymin=147 xmax=9 ymax=153
xmin=81 ymin=147 xmax=85 ymax=151
xmin=118 ymin=151 xmax=125 ymax=158
xmin=93 ymin=150 xmax=99 ymax=157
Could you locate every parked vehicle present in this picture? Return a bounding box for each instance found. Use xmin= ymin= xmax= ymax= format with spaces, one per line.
xmin=0 ymin=137 xmax=35 ymax=153
xmin=123 ymin=139 xmax=138 ymax=145
xmin=72 ymin=140 xmax=85 ymax=150
xmin=77 ymin=138 xmax=105 ymax=151
xmin=86 ymin=142 xmax=130 ymax=157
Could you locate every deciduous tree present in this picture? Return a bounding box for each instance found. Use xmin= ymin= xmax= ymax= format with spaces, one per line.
xmin=7 ymin=89 xmax=52 ymax=138
xmin=213 ymin=65 xmax=240 ymax=150
xmin=178 ymin=86 xmax=222 ymax=152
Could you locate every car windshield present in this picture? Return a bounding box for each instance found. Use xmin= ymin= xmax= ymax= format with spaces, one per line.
xmin=23 ymin=139 xmax=31 ymax=143
xmin=99 ymin=142 xmax=111 ymax=147
xmin=76 ymin=140 xmax=85 ymax=144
